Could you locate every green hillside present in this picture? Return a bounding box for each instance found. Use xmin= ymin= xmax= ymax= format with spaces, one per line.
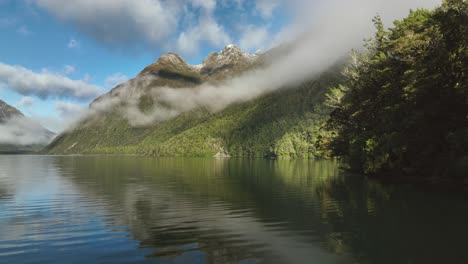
xmin=46 ymin=66 xmax=342 ymax=158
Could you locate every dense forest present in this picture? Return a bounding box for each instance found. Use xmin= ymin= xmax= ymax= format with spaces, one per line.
xmin=320 ymin=0 xmax=467 ymax=178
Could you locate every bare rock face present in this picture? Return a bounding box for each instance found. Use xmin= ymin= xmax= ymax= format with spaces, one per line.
xmin=139 ymin=44 xmax=258 ymax=80
xmin=91 ymin=45 xmax=260 ymax=116
xmin=200 ymin=44 xmax=258 ymax=76
xmin=0 ymin=99 xmax=23 ymax=122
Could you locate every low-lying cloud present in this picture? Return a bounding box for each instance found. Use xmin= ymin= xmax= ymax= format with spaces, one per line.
xmin=104 ymin=73 xmax=129 ymax=89
xmin=82 ymin=0 xmax=441 ymax=128
xmin=55 ymin=101 xmax=86 ymax=118
xmin=0 ymin=62 xmax=103 ymax=100
xmin=0 ymin=116 xmax=54 ymax=146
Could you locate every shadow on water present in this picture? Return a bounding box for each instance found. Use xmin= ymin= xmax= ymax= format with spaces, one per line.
xmin=316 ymin=174 xmax=468 ymax=264
xmin=0 ymin=156 xmax=467 ymax=264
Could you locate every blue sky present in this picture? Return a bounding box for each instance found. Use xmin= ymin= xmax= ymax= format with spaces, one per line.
xmin=0 ymin=0 xmax=290 ymax=132
xmin=0 ymin=0 xmax=441 ymax=133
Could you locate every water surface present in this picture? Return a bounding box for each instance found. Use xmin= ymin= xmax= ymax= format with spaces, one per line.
xmin=0 ymin=156 xmax=467 ymax=264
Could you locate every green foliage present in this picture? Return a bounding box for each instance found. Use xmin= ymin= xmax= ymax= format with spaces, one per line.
xmin=47 ymin=69 xmax=343 ymax=158
xmin=322 ymin=0 xmax=468 ymax=177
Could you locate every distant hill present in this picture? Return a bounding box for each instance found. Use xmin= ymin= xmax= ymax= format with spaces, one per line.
xmin=0 ymin=99 xmax=55 ymax=153
xmin=46 ymin=45 xmax=342 ymax=157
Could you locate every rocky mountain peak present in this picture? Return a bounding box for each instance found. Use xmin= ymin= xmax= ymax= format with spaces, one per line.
xmin=140 ymin=52 xmax=198 ymax=79
xmin=221 ymin=44 xmax=243 ymax=55
xmin=136 ymin=44 xmax=259 ymax=84
xmin=202 ymin=44 xmax=256 ymax=65
xmin=200 ymin=44 xmax=257 ymax=76
xmin=156 ymin=53 xmax=189 ymax=67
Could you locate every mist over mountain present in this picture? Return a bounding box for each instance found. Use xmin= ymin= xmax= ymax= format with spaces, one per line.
xmin=46 ymin=44 xmax=342 ymax=157
xmin=44 ymin=0 xmax=448 ymax=161
xmin=0 ymin=99 xmax=55 ymax=153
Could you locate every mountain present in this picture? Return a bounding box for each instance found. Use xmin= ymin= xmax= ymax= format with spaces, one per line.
xmin=0 ymin=99 xmax=55 ymax=153
xmin=0 ymin=99 xmax=23 ymax=120
xmin=46 ymin=45 xmax=342 ymax=157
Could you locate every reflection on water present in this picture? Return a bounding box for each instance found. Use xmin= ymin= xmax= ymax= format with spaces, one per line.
xmin=0 ymin=156 xmax=467 ymax=264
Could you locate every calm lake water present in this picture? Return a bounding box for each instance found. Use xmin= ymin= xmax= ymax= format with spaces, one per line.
xmin=0 ymin=156 xmax=467 ymax=264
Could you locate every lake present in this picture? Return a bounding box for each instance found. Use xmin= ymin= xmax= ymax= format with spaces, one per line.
xmin=0 ymin=155 xmax=467 ymax=264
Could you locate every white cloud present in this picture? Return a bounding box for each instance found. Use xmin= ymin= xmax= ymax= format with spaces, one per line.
xmin=31 ymin=102 xmax=88 ymax=133
xmin=0 ymin=116 xmax=54 ymax=145
xmin=0 ymin=62 xmax=103 ymax=100
xmin=86 ymin=0 xmax=442 ymax=128
xmin=55 ymin=101 xmax=85 ymax=118
xmin=67 ymin=38 xmax=79 ymax=49
xmin=105 ymin=73 xmax=129 ymax=89
xmin=189 ymin=0 xmax=216 ymax=12
xmin=63 ymin=65 xmax=75 ymax=75
xmin=35 ymin=0 xmax=180 ymax=51
xmin=16 ymin=96 xmax=34 ymax=107
xmin=239 ymin=25 xmax=270 ymax=52
xmin=176 ymin=16 xmax=231 ymax=56
xmin=33 ymin=0 xmax=238 ymax=55
xmin=255 ymin=0 xmax=280 ymax=18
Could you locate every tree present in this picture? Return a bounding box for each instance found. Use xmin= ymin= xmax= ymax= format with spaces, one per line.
xmin=323 ymin=0 xmax=467 ymax=177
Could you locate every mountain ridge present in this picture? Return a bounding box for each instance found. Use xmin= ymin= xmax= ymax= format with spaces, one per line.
xmin=47 ymin=44 xmax=342 ymax=157
xmin=140 ymin=45 xmax=259 ymax=78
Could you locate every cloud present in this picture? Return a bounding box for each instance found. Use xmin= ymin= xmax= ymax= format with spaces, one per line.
xmin=105 ymin=73 xmax=129 ymax=89
xmin=176 ymin=16 xmax=231 ymax=56
xmin=255 ymin=0 xmax=280 ymax=18
xmin=35 ymin=0 xmax=180 ymax=51
xmin=25 ymin=102 xmax=87 ymax=133
xmin=55 ymin=101 xmax=85 ymax=118
xmin=33 ymin=0 xmax=237 ymax=55
xmin=189 ymin=0 xmax=216 ymax=12
xmin=0 ymin=62 xmax=103 ymax=100
xmin=63 ymin=65 xmax=75 ymax=75
xmin=67 ymin=38 xmax=79 ymax=49
xmin=0 ymin=116 xmax=54 ymax=145
xmin=31 ymin=0 xmax=440 ymax=58
xmin=239 ymin=25 xmax=270 ymax=52
xmin=16 ymin=96 xmax=34 ymax=107
xmin=86 ymin=0 xmax=442 ymax=128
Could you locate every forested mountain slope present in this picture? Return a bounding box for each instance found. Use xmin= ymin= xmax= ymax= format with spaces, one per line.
xmin=46 ymin=46 xmax=343 ymax=157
